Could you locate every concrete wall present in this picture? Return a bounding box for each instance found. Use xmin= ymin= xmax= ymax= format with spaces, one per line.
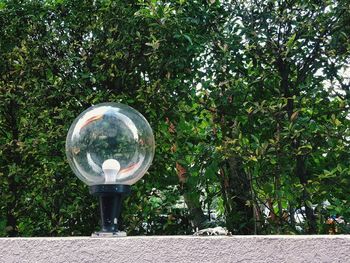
xmin=0 ymin=236 xmax=349 ymax=263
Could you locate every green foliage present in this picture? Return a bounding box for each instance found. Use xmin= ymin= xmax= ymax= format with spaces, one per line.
xmin=0 ymin=0 xmax=350 ymax=236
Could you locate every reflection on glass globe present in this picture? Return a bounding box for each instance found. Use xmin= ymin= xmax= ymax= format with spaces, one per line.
xmin=66 ymin=102 xmax=155 ymax=185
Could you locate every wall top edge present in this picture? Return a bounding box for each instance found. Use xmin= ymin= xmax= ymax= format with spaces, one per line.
xmin=0 ymin=235 xmax=349 ymax=240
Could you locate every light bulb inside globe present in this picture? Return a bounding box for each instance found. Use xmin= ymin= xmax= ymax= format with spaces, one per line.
xmin=102 ymin=159 xmax=121 ymax=183
xmin=66 ymin=102 xmax=155 ymax=186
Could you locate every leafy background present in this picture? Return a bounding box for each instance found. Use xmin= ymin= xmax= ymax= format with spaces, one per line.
xmin=0 ymin=0 xmax=350 ymax=236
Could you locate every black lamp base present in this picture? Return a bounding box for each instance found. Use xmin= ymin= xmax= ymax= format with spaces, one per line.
xmin=89 ymin=184 xmax=131 ymax=237
xmin=91 ymin=231 xmax=127 ymax=237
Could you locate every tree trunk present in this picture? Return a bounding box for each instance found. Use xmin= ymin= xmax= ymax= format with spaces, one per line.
xmin=220 ymin=156 xmax=254 ymax=234
xmin=296 ymin=155 xmax=317 ymax=233
xmin=176 ymin=161 xmax=208 ymax=230
xmin=183 ymin=191 xmax=208 ymax=230
xmin=4 ymin=99 xmax=20 ymax=237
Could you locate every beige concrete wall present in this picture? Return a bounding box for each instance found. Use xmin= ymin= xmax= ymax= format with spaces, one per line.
xmin=0 ymin=236 xmax=349 ymax=263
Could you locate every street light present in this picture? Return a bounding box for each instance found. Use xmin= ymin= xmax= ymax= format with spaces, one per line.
xmin=66 ymin=102 xmax=155 ymax=236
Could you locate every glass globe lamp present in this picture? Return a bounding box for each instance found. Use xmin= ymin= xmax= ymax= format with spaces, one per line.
xmin=66 ymin=102 xmax=155 ymax=236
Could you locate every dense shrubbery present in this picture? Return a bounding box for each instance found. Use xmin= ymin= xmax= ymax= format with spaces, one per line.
xmin=1 ymin=0 xmax=350 ymax=236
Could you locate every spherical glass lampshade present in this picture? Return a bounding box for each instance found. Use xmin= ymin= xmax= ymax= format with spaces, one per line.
xmin=66 ymin=102 xmax=155 ymax=185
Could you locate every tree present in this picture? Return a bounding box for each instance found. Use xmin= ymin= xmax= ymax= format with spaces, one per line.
xmin=194 ymin=0 xmax=350 ymax=233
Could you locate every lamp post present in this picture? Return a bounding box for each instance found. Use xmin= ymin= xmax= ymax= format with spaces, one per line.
xmin=65 ymin=102 xmax=155 ymax=236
